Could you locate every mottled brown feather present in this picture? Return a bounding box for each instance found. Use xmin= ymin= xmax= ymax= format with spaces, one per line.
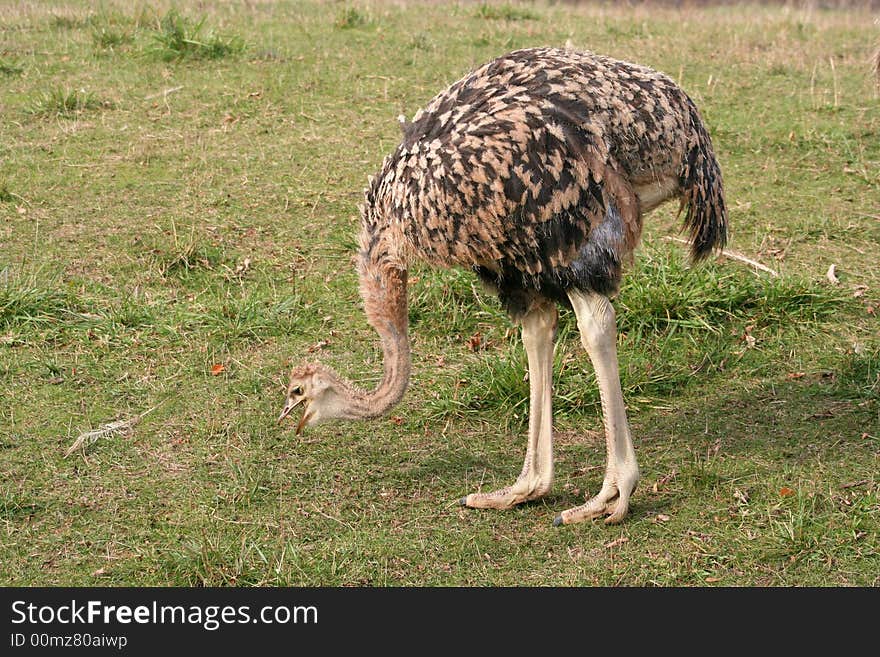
xmin=359 ymin=47 xmax=726 ymax=316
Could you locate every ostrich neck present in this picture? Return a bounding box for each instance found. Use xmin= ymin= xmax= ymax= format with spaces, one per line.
xmin=344 ymin=253 xmax=411 ymax=419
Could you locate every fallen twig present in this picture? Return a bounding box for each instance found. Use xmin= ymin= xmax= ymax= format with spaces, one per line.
xmin=663 ymin=236 xmax=779 ymax=276
xmin=144 ymin=85 xmax=184 ymax=100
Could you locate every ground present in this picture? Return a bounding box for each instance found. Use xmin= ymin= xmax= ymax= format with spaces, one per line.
xmin=0 ymin=0 xmax=877 ymax=585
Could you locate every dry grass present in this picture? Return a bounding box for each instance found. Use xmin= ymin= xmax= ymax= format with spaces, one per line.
xmin=873 ymin=43 xmax=880 ymax=85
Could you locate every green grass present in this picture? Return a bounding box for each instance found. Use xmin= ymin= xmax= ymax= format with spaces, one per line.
xmin=335 ymin=7 xmax=371 ymax=30
xmin=0 ymin=0 xmax=877 ymax=587
xmin=92 ymin=25 xmax=134 ymax=52
xmin=0 ymin=58 xmax=23 ymax=76
xmin=423 ymin=248 xmax=856 ymax=430
xmin=147 ymin=8 xmax=245 ymax=61
xmin=28 ymin=87 xmax=105 ymax=116
xmin=475 ymin=3 xmax=540 ymax=21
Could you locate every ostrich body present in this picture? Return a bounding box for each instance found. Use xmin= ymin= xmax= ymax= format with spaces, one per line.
xmin=280 ymin=47 xmax=727 ymax=525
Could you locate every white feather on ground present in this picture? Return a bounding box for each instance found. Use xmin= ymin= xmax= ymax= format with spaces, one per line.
xmin=64 ymin=406 xmax=159 ymax=458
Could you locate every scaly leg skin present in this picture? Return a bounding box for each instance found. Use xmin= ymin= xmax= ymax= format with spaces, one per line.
xmin=461 ymin=302 xmax=557 ymax=510
xmin=555 ymin=290 xmax=639 ymax=525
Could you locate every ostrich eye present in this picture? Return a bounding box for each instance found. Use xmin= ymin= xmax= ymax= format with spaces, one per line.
xmin=291 ymin=386 xmax=303 ymax=396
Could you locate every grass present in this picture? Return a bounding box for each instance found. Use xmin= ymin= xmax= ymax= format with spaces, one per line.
xmin=0 ymin=58 xmax=23 ymax=76
xmin=423 ymin=250 xmax=854 ymax=430
xmin=148 ymin=8 xmax=245 ymax=61
xmin=335 ymin=7 xmax=370 ymax=30
xmin=0 ymin=0 xmax=877 ymax=587
xmin=92 ymin=25 xmax=134 ymax=52
xmin=475 ymin=3 xmax=540 ymax=21
xmin=28 ymin=86 xmax=105 ymax=116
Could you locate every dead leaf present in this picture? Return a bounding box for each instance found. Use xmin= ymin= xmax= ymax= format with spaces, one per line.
xmin=467 ymin=332 xmax=484 ymax=352
xmin=826 ymin=264 xmax=840 ymax=285
xmin=604 ymin=537 xmax=629 ymax=549
xmin=852 ymin=285 xmax=869 ymax=298
xmin=233 ymin=257 xmax=251 ymax=276
xmin=210 ymin=363 xmax=225 ymax=375
xmin=567 ymin=546 xmax=584 ymax=560
xmin=652 ymin=471 xmax=677 ymax=493
xmin=705 ymin=576 xmax=721 ymax=583
xmin=786 ymin=372 xmax=805 ymax=380
xmin=91 ymin=568 xmax=106 ymax=577
xmin=779 ymin=487 xmax=796 ymax=497
xmin=307 ymin=340 xmax=330 ymax=353
xmin=707 ymin=439 xmax=721 ymax=458
xmin=390 ymin=416 xmax=404 ymax=426
xmin=654 ymin=513 xmax=671 ymax=522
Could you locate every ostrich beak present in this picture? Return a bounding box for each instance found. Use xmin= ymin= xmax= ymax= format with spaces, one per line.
xmin=295 ymin=407 xmax=313 ymax=436
xmin=278 ymin=395 xmax=304 ymax=424
xmin=278 ymin=395 xmax=313 ymax=435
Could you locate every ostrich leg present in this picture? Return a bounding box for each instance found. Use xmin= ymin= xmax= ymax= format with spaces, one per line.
xmin=556 ymin=289 xmax=639 ymax=525
xmin=462 ymin=301 xmax=557 ymax=509
xmin=553 ymin=290 xmax=639 ymax=525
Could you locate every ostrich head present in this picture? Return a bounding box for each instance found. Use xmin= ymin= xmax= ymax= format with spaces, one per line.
xmin=278 ymin=364 xmax=352 ymax=434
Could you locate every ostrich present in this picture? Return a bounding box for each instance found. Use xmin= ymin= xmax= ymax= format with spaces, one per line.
xmin=279 ymin=47 xmax=727 ymax=525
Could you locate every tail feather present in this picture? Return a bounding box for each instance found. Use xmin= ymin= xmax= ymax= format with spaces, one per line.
xmin=679 ymin=104 xmax=728 ymax=262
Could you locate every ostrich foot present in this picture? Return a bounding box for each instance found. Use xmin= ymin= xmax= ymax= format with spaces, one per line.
xmin=553 ymin=473 xmax=638 ymax=526
xmin=460 ymin=479 xmax=551 ymax=510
